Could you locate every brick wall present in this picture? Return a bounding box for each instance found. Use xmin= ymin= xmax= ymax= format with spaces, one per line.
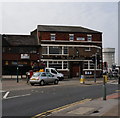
xmin=38 ymin=31 xmax=102 ymax=42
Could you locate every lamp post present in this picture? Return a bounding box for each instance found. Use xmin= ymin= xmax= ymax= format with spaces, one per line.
xmin=92 ymin=53 xmax=97 ymax=83
xmin=94 ymin=54 xmax=97 ymax=83
xmin=103 ymin=74 xmax=107 ymax=100
xmin=17 ymin=59 xmax=19 ymax=83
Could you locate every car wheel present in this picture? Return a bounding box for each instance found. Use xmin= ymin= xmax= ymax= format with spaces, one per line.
xmin=30 ymin=83 xmax=34 ymax=86
xmin=40 ymin=80 xmax=45 ymax=86
xmin=54 ymin=80 xmax=59 ymax=85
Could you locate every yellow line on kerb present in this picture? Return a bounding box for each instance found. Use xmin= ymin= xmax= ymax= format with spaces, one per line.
xmin=32 ymin=98 xmax=91 ymax=118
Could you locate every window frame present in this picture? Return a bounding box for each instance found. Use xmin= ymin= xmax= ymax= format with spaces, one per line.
xmin=69 ymin=34 xmax=74 ymax=41
xmin=87 ymin=34 xmax=92 ymax=41
xmin=50 ymin=33 xmax=56 ymax=41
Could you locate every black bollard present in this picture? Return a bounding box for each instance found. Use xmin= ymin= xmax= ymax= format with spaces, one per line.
xmin=118 ymin=76 xmax=120 ymax=84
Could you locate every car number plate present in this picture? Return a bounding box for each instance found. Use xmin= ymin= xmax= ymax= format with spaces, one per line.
xmin=31 ymin=78 xmax=36 ymax=80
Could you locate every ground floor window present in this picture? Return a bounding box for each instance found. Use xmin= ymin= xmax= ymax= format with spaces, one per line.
xmin=44 ymin=61 xmax=68 ymax=70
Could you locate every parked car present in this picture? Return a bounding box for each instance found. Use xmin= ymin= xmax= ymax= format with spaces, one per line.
xmin=27 ymin=68 xmax=64 ymax=81
xmin=29 ymin=72 xmax=59 ymax=86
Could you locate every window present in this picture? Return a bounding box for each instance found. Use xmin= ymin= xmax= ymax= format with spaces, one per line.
xmin=63 ymin=61 xmax=68 ymax=69
xmin=42 ymin=46 xmax=47 ymax=54
xmin=46 ymin=69 xmax=50 ymax=73
xmin=49 ymin=61 xmax=62 ymax=69
xmin=51 ymin=69 xmax=57 ymax=74
xmin=84 ymin=62 xmax=88 ymax=69
xmin=41 ymin=73 xmax=47 ymax=77
xmin=87 ymin=34 xmax=92 ymax=41
xmin=49 ymin=46 xmax=62 ymax=54
xmin=46 ymin=61 xmax=68 ymax=70
xmin=69 ymin=34 xmax=74 ymax=41
xmin=85 ymin=47 xmax=91 ymax=51
xmin=90 ymin=62 xmax=94 ymax=69
xmin=64 ymin=47 xmax=68 ymax=54
xmin=33 ymin=72 xmax=41 ymax=77
xmin=77 ymin=37 xmax=85 ymax=41
xmin=51 ymin=34 xmax=56 ymax=41
xmin=46 ymin=73 xmax=53 ymax=77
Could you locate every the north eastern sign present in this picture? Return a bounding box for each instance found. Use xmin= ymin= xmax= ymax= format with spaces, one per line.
xmin=21 ymin=54 xmax=30 ymax=59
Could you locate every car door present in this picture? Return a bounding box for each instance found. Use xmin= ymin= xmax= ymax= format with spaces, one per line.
xmin=41 ymin=73 xmax=49 ymax=83
xmin=46 ymin=73 xmax=53 ymax=82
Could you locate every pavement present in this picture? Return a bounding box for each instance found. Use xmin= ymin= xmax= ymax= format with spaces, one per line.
xmin=48 ymin=93 xmax=119 ymax=117
xmin=1 ymin=76 xmax=120 ymax=117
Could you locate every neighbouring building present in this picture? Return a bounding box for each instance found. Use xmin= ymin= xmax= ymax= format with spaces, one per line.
xmin=102 ymin=48 xmax=115 ymax=69
xmin=2 ymin=34 xmax=40 ymax=75
xmin=2 ymin=25 xmax=103 ymax=78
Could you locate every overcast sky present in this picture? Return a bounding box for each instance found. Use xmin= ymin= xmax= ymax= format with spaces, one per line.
xmin=1 ymin=1 xmax=118 ymax=64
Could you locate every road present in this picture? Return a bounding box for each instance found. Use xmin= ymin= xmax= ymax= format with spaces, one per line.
xmin=2 ymin=80 xmax=118 ymax=117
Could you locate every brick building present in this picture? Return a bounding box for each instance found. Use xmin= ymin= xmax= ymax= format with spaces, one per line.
xmin=31 ymin=25 xmax=103 ymax=78
xmin=2 ymin=34 xmax=40 ymax=75
xmin=2 ymin=25 xmax=102 ymax=78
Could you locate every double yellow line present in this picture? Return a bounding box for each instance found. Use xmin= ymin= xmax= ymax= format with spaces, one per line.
xmin=32 ymin=98 xmax=92 ymax=118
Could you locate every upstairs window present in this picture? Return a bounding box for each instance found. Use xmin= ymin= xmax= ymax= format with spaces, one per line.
xmin=87 ymin=34 xmax=92 ymax=41
xmin=69 ymin=34 xmax=74 ymax=41
xmin=50 ymin=34 xmax=56 ymax=41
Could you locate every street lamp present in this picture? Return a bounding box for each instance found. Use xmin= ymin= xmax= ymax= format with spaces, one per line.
xmin=17 ymin=59 xmax=19 ymax=83
xmin=91 ymin=53 xmax=97 ymax=83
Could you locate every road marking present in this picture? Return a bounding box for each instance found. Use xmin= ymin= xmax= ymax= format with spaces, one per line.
xmin=3 ymin=91 xmax=10 ymax=99
xmin=32 ymin=98 xmax=92 ymax=118
xmin=0 ymin=90 xmax=5 ymax=93
xmin=3 ymin=94 xmax=31 ymax=100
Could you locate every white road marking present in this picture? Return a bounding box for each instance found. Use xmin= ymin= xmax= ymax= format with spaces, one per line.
xmin=4 ymin=94 xmax=31 ymax=100
xmin=108 ymin=82 xmax=118 ymax=85
xmin=0 ymin=90 xmax=5 ymax=93
xmin=3 ymin=91 xmax=10 ymax=99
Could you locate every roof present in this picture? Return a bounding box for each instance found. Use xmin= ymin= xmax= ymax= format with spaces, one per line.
xmin=37 ymin=25 xmax=102 ymax=33
xmin=2 ymin=35 xmax=38 ymax=46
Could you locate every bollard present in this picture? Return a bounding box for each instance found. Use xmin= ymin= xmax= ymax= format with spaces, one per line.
xmin=17 ymin=66 xmax=19 ymax=83
xmin=118 ymin=76 xmax=120 ymax=84
xmin=103 ymin=75 xmax=108 ymax=83
xmin=80 ymin=75 xmax=85 ymax=84
xmin=103 ymin=75 xmax=107 ymax=100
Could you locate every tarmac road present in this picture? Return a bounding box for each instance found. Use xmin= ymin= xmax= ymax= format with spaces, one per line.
xmin=2 ymin=79 xmax=118 ymax=117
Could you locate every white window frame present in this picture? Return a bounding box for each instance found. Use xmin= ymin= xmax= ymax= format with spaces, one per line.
xmin=42 ymin=46 xmax=69 ymax=55
xmin=87 ymin=34 xmax=92 ymax=41
xmin=50 ymin=34 xmax=56 ymax=41
xmin=45 ymin=61 xmax=68 ymax=71
xmin=69 ymin=34 xmax=74 ymax=41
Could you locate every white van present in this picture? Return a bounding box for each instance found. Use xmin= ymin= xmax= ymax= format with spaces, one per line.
xmin=45 ymin=68 xmax=64 ymax=81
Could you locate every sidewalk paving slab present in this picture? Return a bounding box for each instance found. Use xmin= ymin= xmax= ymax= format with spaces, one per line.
xmin=50 ymin=94 xmax=119 ymax=117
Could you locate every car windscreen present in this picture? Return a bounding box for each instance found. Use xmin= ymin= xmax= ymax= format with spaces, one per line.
xmin=33 ymin=72 xmax=41 ymax=77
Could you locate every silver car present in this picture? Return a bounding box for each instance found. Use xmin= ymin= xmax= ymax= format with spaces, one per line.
xmin=29 ymin=72 xmax=59 ymax=86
